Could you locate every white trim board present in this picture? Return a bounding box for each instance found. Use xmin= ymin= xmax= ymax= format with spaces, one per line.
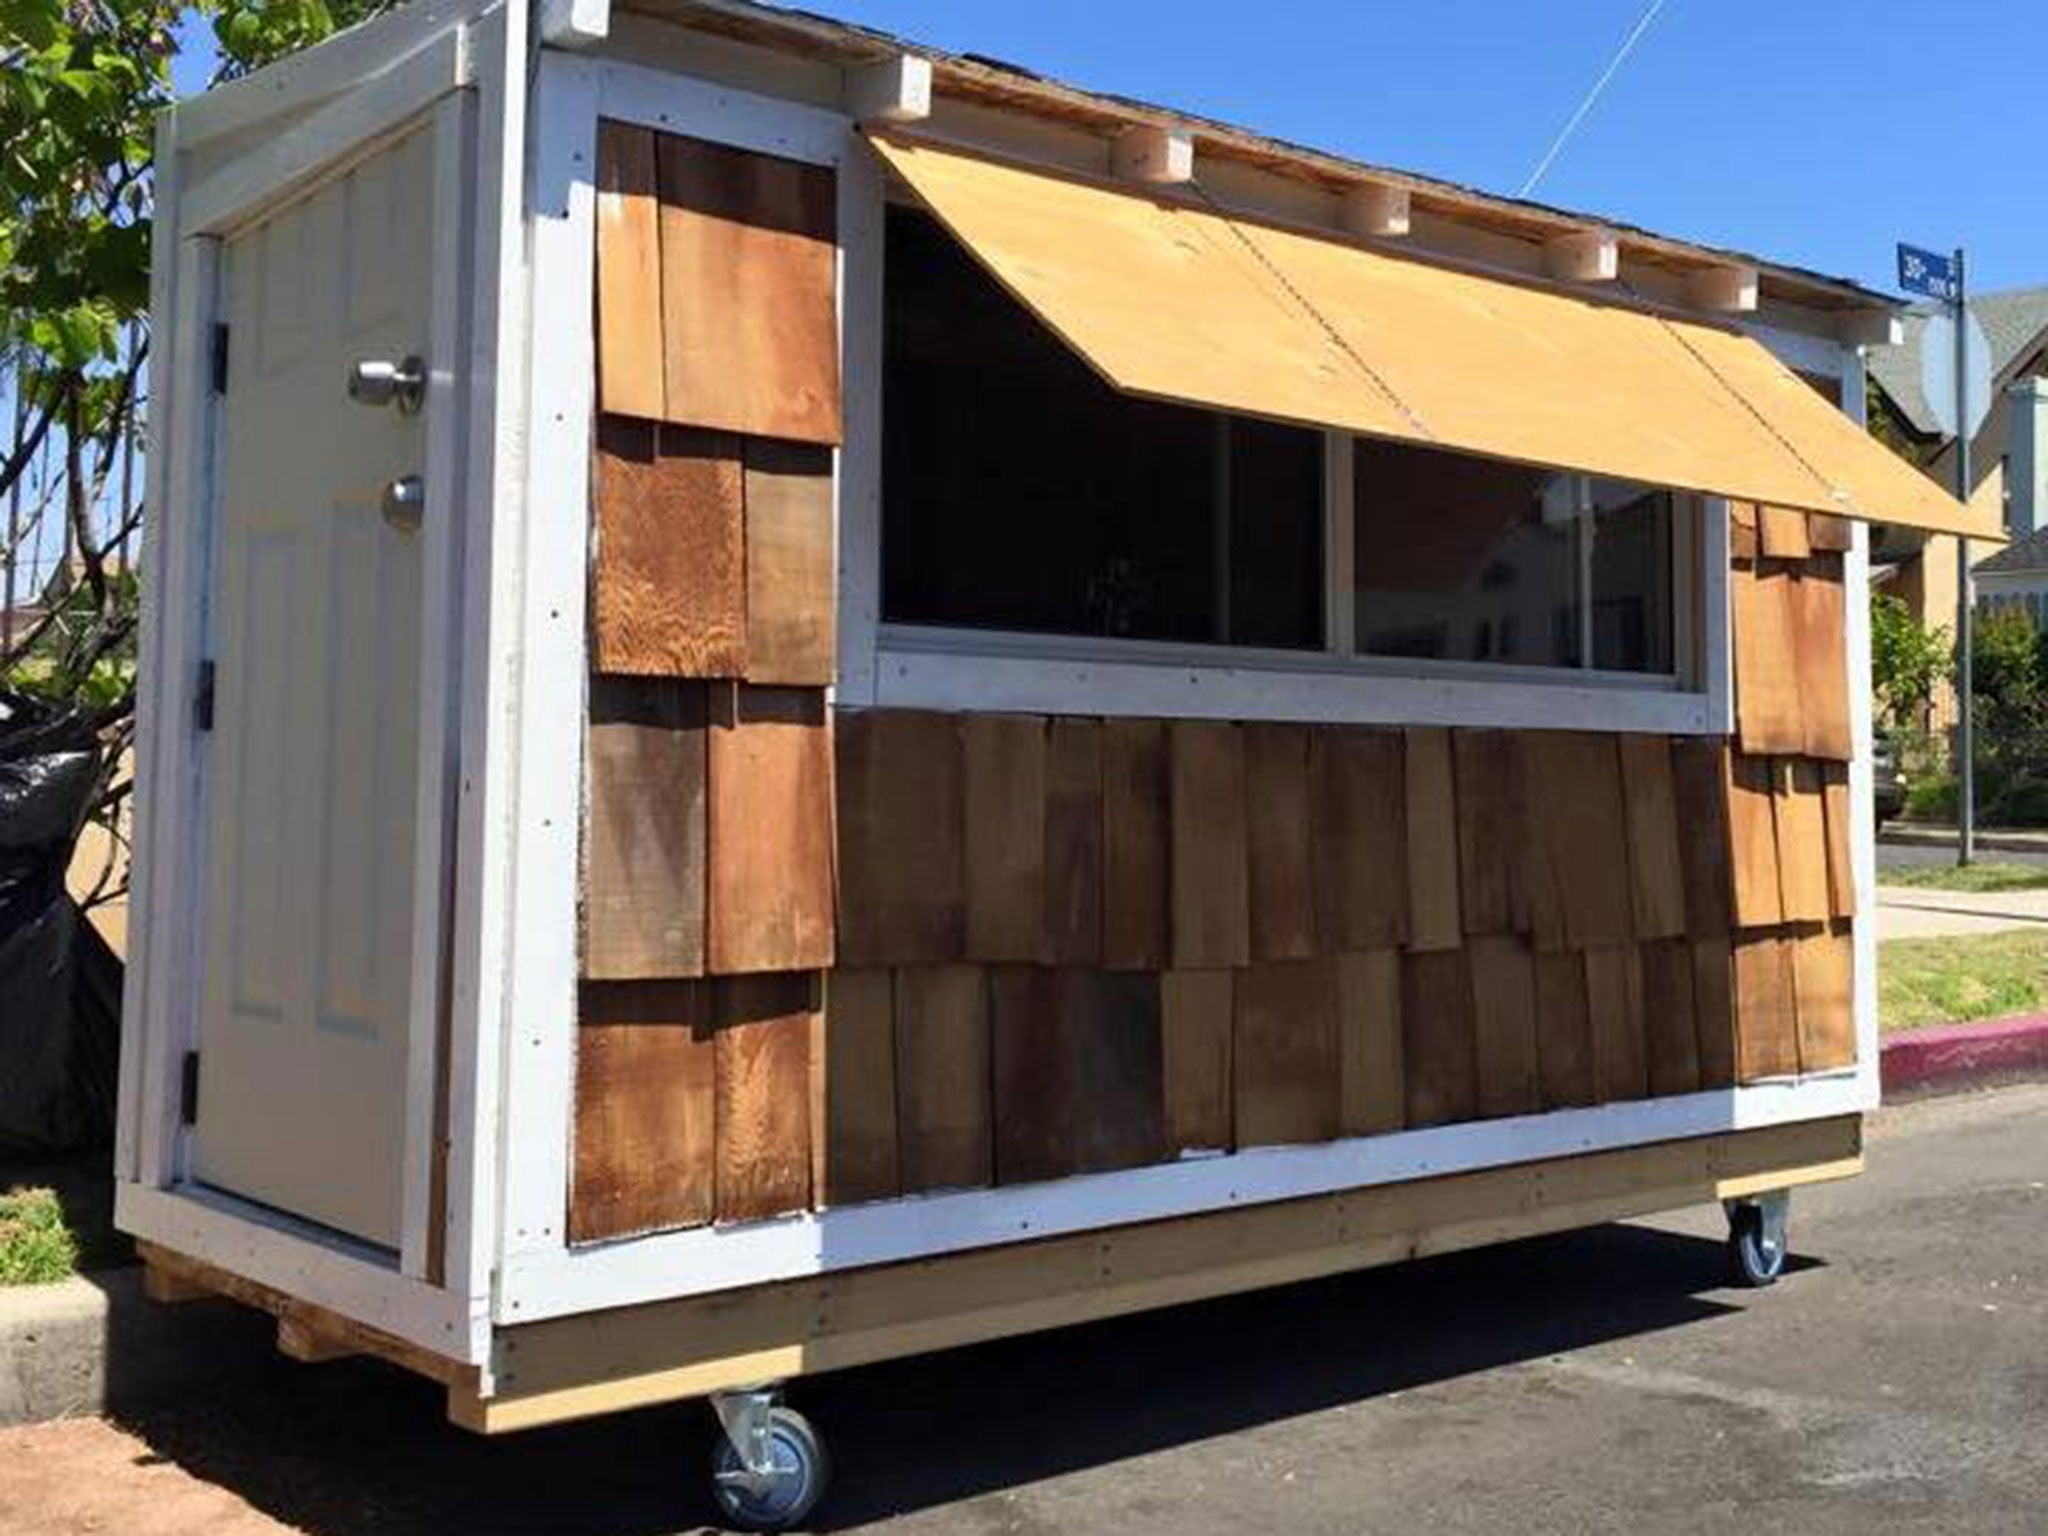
xmin=497 ymin=1070 xmax=1875 ymax=1324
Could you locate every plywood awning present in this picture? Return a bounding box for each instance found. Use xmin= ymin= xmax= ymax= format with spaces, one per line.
xmin=869 ymin=134 xmax=1993 ymax=540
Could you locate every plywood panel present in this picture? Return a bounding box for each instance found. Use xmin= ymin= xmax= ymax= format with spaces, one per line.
xmin=835 ymin=710 xmax=965 ymax=966
xmin=712 ymin=972 xmax=815 ymax=1223
xmin=1774 ymin=759 xmax=1833 ymax=924
xmin=1234 ymin=959 xmax=1341 ymax=1147
xmin=1758 ymin=504 xmax=1812 ymax=560
xmin=1733 ymin=933 xmax=1801 ymax=1082
xmin=963 ymin=713 xmax=1048 ymax=962
xmin=893 ymin=965 xmax=991 ymax=1192
xmin=1101 ymin=719 xmax=1170 ymax=969
xmin=595 ymin=121 xmax=664 ymax=420
xmin=1161 ymin=969 xmax=1234 ymax=1152
xmin=655 ymin=132 xmax=840 ymax=444
xmin=1794 ymin=924 xmax=1856 ymax=1072
xmin=1791 ymin=563 xmax=1853 ymax=761
xmin=1043 ymin=718 xmax=1104 ymax=965
xmin=1452 ymin=729 xmax=1526 ymax=935
xmin=1169 ymin=721 xmax=1251 ymax=968
xmin=1691 ymin=937 xmax=1737 ymax=1090
xmin=1521 ymin=732 xmax=1633 ymax=949
xmin=1533 ymin=950 xmax=1595 ymax=1109
xmin=582 ymin=678 xmax=707 ymax=981
xmin=743 ymin=439 xmax=835 ymax=686
xmin=1401 ymin=949 xmax=1478 ymax=1128
xmin=1669 ymin=738 xmax=1734 ymax=938
xmin=1584 ymin=945 xmax=1649 ymax=1103
xmin=1618 ymin=735 xmax=1687 ymax=939
xmin=1468 ymin=935 xmax=1538 ymax=1118
xmin=571 ymin=981 xmax=715 ymax=1241
xmin=1731 ymin=560 xmax=1805 ymax=756
xmin=1335 ymin=949 xmax=1404 ymax=1136
xmin=1309 ymin=726 xmax=1409 ymax=949
xmin=591 ymin=418 xmax=746 ymax=678
xmin=705 ymin=686 xmax=834 ymax=975
xmin=1639 ymin=938 xmax=1701 ymax=1098
xmin=812 ymin=969 xmax=898 ymax=1206
xmin=1820 ymin=762 xmax=1857 ymax=918
xmin=1725 ymin=750 xmax=1785 ymax=928
xmin=1243 ymin=722 xmax=1317 ymax=960
xmin=1404 ymin=726 xmax=1463 ymax=951
xmin=988 ymin=966 xmax=1074 ymax=1185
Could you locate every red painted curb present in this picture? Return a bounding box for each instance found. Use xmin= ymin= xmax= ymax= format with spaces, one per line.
xmin=1882 ymin=1013 xmax=2048 ymax=1096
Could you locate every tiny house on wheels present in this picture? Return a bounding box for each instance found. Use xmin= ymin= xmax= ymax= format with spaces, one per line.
xmin=122 ymin=0 xmax=1995 ymax=1526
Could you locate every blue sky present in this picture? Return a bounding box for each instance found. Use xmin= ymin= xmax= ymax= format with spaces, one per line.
xmin=791 ymin=0 xmax=2045 ymax=297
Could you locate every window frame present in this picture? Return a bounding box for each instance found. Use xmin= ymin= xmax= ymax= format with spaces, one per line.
xmin=840 ymin=189 xmax=1732 ymax=737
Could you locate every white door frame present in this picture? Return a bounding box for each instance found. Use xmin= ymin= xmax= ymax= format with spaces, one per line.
xmin=117 ymin=1 xmax=511 ymax=1364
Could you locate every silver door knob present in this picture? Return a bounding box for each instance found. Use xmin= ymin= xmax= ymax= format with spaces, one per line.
xmin=347 ymin=355 xmax=425 ymax=414
xmin=381 ymin=474 xmax=424 ymax=532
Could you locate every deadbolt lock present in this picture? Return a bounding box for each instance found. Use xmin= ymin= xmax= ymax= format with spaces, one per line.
xmin=347 ymin=355 xmax=426 ymax=415
xmin=381 ymin=474 xmax=425 ymax=532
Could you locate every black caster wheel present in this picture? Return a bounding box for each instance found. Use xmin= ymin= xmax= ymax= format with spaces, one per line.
xmin=710 ymin=1403 xmax=830 ymax=1532
xmin=1727 ymin=1200 xmax=1787 ymax=1288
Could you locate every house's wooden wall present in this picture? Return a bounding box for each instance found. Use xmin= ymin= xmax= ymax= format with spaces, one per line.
xmin=569 ymin=121 xmax=1863 ymax=1246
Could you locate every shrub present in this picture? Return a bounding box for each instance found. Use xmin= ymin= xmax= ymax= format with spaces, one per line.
xmin=0 ymin=1187 xmax=79 ymax=1286
xmin=1906 ymin=773 xmax=1959 ymax=823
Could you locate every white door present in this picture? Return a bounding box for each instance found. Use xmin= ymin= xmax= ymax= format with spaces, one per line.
xmin=192 ymin=119 xmax=447 ymax=1248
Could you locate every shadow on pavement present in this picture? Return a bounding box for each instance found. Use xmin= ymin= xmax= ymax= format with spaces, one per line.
xmin=111 ymin=1220 xmax=1803 ymax=1534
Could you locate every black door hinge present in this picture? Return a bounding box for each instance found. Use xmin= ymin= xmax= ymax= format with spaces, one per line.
xmin=210 ymin=323 xmax=230 ymax=394
xmin=179 ymin=1050 xmax=201 ymax=1126
xmin=193 ymin=658 xmax=216 ymax=732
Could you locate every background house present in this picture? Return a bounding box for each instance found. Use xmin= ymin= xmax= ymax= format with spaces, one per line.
xmin=1865 ymin=286 xmax=2048 ymax=724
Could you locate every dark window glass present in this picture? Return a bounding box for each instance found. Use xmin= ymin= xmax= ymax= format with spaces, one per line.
xmin=1353 ymin=438 xmax=1581 ymax=668
xmin=1591 ymin=490 xmax=1674 ymax=673
xmin=881 ymin=207 xmax=1321 ymax=648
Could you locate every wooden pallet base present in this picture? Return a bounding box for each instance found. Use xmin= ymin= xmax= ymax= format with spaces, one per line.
xmin=453 ymin=1115 xmax=1863 ymax=1433
xmin=135 ymin=1239 xmax=477 ymax=1390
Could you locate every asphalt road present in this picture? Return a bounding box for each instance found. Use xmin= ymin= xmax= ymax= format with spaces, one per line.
xmin=1878 ymin=837 xmax=2048 ymax=873
xmin=8 ymin=1085 xmax=2045 ymax=1536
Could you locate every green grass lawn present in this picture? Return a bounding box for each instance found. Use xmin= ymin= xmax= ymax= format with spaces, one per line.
xmin=1880 ymin=929 xmax=2048 ymax=1033
xmin=1878 ymin=861 xmax=2048 ymax=893
xmin=0 ymin=1187 xmax=80 ymax=1286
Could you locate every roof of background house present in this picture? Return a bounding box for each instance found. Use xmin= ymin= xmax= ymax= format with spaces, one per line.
xmin=631 ymin=0 xmax=1906 ymax=317
xmin=1866 ymin=286 xmax=2048 ymax=437
xmin=1977 ymin=520 xmax=2048 ymax=576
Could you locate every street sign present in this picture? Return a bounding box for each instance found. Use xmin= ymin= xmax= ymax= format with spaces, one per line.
xmin=1921 ymin=307 xmax=1994 ymax=439
xmin=1898 ymin=243 xmax=1959 ymax=302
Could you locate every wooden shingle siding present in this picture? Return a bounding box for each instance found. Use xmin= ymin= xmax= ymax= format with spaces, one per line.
xmin=1403 ymin=727 xmax=1464 ymax=951
xmin=582 ymin=677 xmax=707 ymax=981
xmin=1468 ymin=935 xmax=1539 ymax=1118
xmin=594 ymin=120 xmax=665 ymax=422
xmin=1533 ymin=950 xmax=1596 ymax=1109
xmin=1670 ymin=738 xmax=1734 ymax=937
xmin=1234 ymin=959 xmax=1341 ymax=1147
xmin=1161 ymin=969 xmax=1235 ymax=1152
xmin=1731 ymin=559 xmax=1805 ymax=756
xmin=1043 ymin=718 xmax=1106 ymax=965
xmin=1584 ymin=944 xmax=1649 ymax=1103
xmin=1309 ymin=726 xmax=1409 ymax=949
xmin=1243 ymin=722 xmax=1318 ymax=961
xmin=651 ymin=132 xmax=841 ymax=445
xmin=1733 ymin=933 xmax=1801 ymax=1081
xmin=1791 ymin=562 xmax=1853 ymax=761
xmin=1774 ymin=758 xmax=1834 ymax=924
xmin=705 ymin=685 xmax=834 ymax=975
xmin=1336 ymin=949 xmax=1404 ymax=1135
xmin=1690 ymin=937 xmax=1738 ymax=1089
xmin=963 ymin=714 xmax=1049 ymax=963
xmin=1618 ymin=734 xmax=1687 ymax=939
xmin=1101 ymin=719 xmax=1171 ymax=970
xmin=741 ymin=439 xmax=837 ymax=686
xmin=1452 ymin=729 xmax=1527 ymax=935
xmin=1639 ymin=939 xmax=1702 ymax=1098
xmin=812 ymin=969 xmax=899 ymax=1206
xmin=713 ymin=972 xmax=816 ymax=1222
xmin=1168 ymin=721 xmax=1252 ymax=968
xmin=1401 ymin=949 xmax=1478 ymax=1128
xmin=893 ymin=965 xmax=992 ymax=1193
xmin=835 ymin=710 xmax=966 ymax=966
xmin=1522 ymin=732 xmax=1634 ymax=950
xmin=571 ymin=981 xmax=716 ymax=1240
xmin=590 ymin=419 xmax=747 ymax=679
xmin=1794 ymin=923 xmax=1856 ymax=1072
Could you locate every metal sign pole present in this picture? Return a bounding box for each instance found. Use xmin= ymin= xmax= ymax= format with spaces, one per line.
xmin=1954 ymin=246 xmax=1975 ymax=866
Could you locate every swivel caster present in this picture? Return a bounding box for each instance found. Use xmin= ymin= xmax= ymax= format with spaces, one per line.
xmin=1724 ymin=1190 xmax=1789 ymax=1288
xmin=709 ymin=1387 xmax=830 ymax=1532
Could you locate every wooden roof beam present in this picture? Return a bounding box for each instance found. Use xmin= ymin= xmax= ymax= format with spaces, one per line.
xmin=845 ymin=52 xmax=933 ymax=124
xmin=1112 ymin=124 xmax=1195 ymax=186
xmin=1687 ymin=263 xmax=1760 ymax=314
xmin=1544 ymin=229 xmax=1620 ymax=284
xmin=1841 ymin=310 xmax=1905 ymax=348
xmin=1340 ymin=182 xmax=1411 ymax=238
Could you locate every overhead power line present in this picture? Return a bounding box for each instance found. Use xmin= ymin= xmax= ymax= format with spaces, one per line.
xmin=1519 ymin=0 xmax=1669 ymax=198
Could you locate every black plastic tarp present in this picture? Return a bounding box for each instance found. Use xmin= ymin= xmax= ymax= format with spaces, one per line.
xmin=0 ymin=693 xmax=123 ymax=1154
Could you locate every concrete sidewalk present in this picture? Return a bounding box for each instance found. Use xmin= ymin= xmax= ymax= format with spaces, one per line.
xmin=1877 ymin=883 xmax=2048 ymax=940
